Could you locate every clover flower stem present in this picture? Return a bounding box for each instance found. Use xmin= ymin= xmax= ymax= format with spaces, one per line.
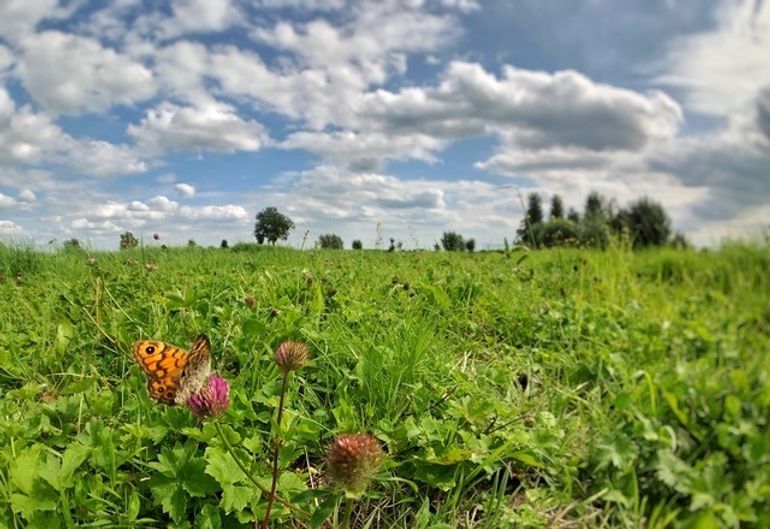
xmin=339 ymin=498 xmax=353 ymax=529
xmin=212 ymin=420 xmax=308 ymax=518
xmin=262 ymin=371 xmax=290 ymax=529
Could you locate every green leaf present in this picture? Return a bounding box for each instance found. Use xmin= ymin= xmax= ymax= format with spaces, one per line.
xmin=204 ymin=447 xmax=246 ymax=486
xmin=221 ymin=485 xmax=255 ymax=513
xmin=60 ymin=444 xmax=91 ymax=486
xmin=309 ymin=495 xmax=339 ymax=529
xmin=151 ymin=480 xmax=188 ymax=524
xmin=56 ymin=321 xmax=74 ymax=352
xmin=596 ymin=432 xmax=638 ymax=471
xmin=656 ymin=449 xmax=694 ymax=495
xmin=194 ymin=504 xmax=222 ymax=529
xmin=10 ymin=446 xmax=43 ymax=494
xmin=127 ymin=491 xmax=141 ymax=521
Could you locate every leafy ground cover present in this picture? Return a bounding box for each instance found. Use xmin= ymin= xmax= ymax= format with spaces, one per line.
xmin=0 ymin=242 xmax=768 ymax=528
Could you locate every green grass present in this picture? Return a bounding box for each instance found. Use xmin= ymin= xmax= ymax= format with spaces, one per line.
xmin=0 ymin=243 xmax=768 ymax=528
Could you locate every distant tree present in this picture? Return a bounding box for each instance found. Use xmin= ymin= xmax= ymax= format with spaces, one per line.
xmin=441 ymin=231 xmax=465 ymax=251
xmin=621 ymin=197 xmax=672 ymax=248
xmin=318 ymin=233 xmax=344 ymax=249
xmin=187 ymin=239 xmax=197 ymax=247
xmin=220 ymin=239 xmax=229 ymax=249
xmin=119 ymin=231 xmax=138 ymax=250
xmin=388 ymin=237 xmax=396 ymax=252
xmin=63 ymin=238 xmax=81 ymax=250
xmin=550 ymin=195 xmax=564 ymax=220
xmin=567 ymin=208 xmax=580 ymax=223
xmin=254 ymin=207 xmax=295 ymax=245
xmin=517 ymin=192 xmax=544 ymax=246
xmin=433 ymin=242 xmax=441 ymax=251
xmin=352 ymin=239 xmax=363 ymax=250
xmin=465 ymin=238 xmax=476 ymax=252
xmin=541 ymin=220 xmax=579 ymax=247
xmin=584 ymin=191 xmax=606 ymax=221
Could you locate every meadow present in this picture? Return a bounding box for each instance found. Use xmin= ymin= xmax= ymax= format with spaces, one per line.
xmin=0 ymin=242 xmax=768 ymax=528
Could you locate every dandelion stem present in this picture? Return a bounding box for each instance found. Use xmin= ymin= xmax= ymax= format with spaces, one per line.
xmin=212 ymin=420 xmax=307 ymax=517
xmin=263 ymin=371 xmax=290 ymax=528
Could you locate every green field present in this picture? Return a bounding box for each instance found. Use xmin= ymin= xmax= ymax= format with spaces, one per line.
xmin=1 ymin=243 xmax=768 ymax=528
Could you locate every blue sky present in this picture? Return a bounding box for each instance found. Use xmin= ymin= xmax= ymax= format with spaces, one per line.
xmin=0 ymin=0 xmax=768 ymax=249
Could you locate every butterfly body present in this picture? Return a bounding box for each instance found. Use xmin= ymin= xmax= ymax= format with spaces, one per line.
xmin=132 ymin=335 xmax=211 ymax=405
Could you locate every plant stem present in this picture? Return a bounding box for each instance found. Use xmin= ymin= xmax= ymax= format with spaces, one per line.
xmin=339 ymin=498 xmax=353 ymax=529
xmin=262 ymin=371 xmax=290 ymax=529
xmin=212 ymin=420 xmax=308 ymax=517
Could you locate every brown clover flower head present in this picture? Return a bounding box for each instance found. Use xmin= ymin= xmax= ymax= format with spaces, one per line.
xmin=153 ymin=233 xmax=160 ymax=241
xmin=244 ymin=295 xmax=256 ymax=308
xmin=86 ymin=256 xmax=97 ymax=266
xmin=274 ymin=340 xmax=309 ymax=373
xmin=326 ymin=433 xmax=383 ymax=498
xmin=185 ymin=374 xmax=230 ymax=420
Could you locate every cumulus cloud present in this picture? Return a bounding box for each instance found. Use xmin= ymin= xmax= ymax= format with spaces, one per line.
xmin=128 ymin=101 xmax=268 ymax=154
xmin=0 ymin=95 xmax=68 ymax=166
xmin=175 ymin=183 xmax=196 ymax=197
xmin=0 ymin=0 xmax=74 ymax=43
xmin=67 ymin=140 xmax=147 ymax=177
xmin=16 ymin=31 xmax=156 ymax=114
xmin=0 ymin=193 xmax=16 ymax=209
xmin=165 ymin=0 xmax=242 ymax=37
xmin=179 ymin=204 xmax=248 ymax=221
xmin=16 ymin=189 xmax=36 ymax=202
xmin=359 ymin=62 xmax=682 ymax=150
xmin=280 ymin=130 xmax=445 ymax=168
xmin=657 ymin=0 xmax=770 ymax=123
xmin=0 ymin=219 xmax=21 ymax=235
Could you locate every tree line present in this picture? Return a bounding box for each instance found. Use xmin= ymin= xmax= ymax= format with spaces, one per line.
xmin=515 ymin=191 xmax=681 ymax=249
xmin=106 ymin=193 xmax=683 ymax=251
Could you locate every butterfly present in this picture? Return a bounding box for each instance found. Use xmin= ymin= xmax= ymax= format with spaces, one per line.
xmin=132 ymin=334 xmax=212 ymax=405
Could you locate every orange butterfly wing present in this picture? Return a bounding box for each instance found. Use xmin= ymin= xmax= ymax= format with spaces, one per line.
xmin=132 ymin=340 xmax=189 ymax=405
xmin=132 ymin=335 xmax=212 ymax=405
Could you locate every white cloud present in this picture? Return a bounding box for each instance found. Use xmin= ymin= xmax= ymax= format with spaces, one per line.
xmin=0 ymin=193 xmax=16 ymax=209
xmin=359 ymin=62 xmax=682 ymax=150
xmin=146 ymin=195 xmax=180 ymax=212
xmin=175 ymin=183 xmax=196 ymax=197
xmin=16 ymin=31 xmax=156 ymax=114
xmin=0 ymin=219 xmax=21 ymax=235
xmin=280 ymin=130 xmax=445 ymax=167
xmin=179 ymin=204 xmax=248 ymax=221
xmin=128 ymin=101 xmax=268 ymax=154
xmin=0 ymin=96 xmax=67 ymax=166
xmin=658 ymin=0 xmax=770 ymax=124
xmin=0 ymin=0 xmax=71 ymax=43
xmin=16 ymin=189 xmax=36 ymax=202
xmin=166 ymin=0 xmax=242 ymax=37
xmin=250 ymin=4 xmax=457 ymax=83
xmin=67 ymin=140 xmax=147 ymax=177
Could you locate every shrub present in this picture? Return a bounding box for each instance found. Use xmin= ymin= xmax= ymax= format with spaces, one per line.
xmin=119 ymin=231 xmax=138 ymax=250
xmin=579 ymin=220 xmax=610 ymax=249
xmin=220 ymin=239 xmax=229 ymax=249
xmin=318 ymin=233 xmax=344 ymax=249
xmin=352 ymin=239 xmax=363 ymax=250
xmin=441 ymin=231 xmax=465 ymax=251
xmin=465 ymin=238 xmax=476 ymax=252
xmin=541 ymin=220 xmax=578 ymax=247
